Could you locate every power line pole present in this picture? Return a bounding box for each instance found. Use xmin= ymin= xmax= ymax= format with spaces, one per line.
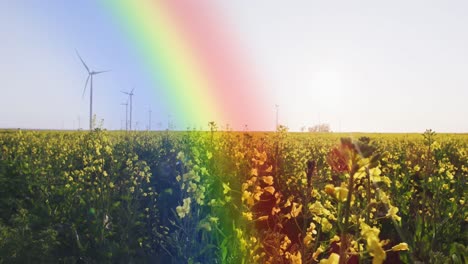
xmin=148 ymin=107 xmax=152 ymax=131
xmin=275 ymin=104 xmax=279 ymax=131
xmin=167 ymin=114 xmax=171 ymax=130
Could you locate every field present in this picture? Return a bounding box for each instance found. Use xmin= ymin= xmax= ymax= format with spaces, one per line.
xmin=0 ymin=129 xmax=466 ymax=263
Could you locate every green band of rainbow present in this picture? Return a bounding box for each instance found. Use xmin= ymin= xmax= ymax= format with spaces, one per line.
xmin=104 ymin=0 xmax=271 ymax=130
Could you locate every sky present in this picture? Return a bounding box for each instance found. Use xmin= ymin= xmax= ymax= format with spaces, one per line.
xmin=0 ymin=0 xmax=467 ymax=132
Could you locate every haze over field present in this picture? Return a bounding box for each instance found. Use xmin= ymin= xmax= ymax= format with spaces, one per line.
xmin=0 ymin=0 xmax=467 ymax=132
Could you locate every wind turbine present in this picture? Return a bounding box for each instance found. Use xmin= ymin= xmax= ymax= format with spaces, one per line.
xmin=76 ymin=50 xmax=109 ymax=131
xmin=148 ymin=106 xmax=152 ymax=131
xmin=121 ymin=100 xmax=128 ymax=131
xmin=121 ymin=88 xmax=135 ymax=130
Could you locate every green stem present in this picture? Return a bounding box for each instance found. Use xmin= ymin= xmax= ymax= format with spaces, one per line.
xmin=339 ymin=164 xmax=356 ymax=264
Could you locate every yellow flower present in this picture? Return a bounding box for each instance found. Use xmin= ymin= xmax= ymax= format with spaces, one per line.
xmin=254 ymin=187 xmax=263 ymax=201
xmin=325 ymin=184 xmax=335 ymax=196
xmin=381 ymin=176 xmax=392 ymax=187
xmin=303 ymin=234 xmax=313 ymax=246
xmin=307 ymin=222 xmax=317 ymax=235
xmin=176 ymin=198 xmax=191 ymax=218
xmin=360 ymin=223 xmax=386 ymax=264
xmin=386 ymin=205 xmax=401 ymax=222
xmin=286 ymin=251 xmax=302 ymax=264
xmin=264 ymin=186 xmax=275 ymax=195
xmin=222 ymin=182 xmax=231 ymax=194
xmin=391 ymin=242 xmax=409 ymax=251
xmin=256 ymin=215 xmax=269 ymax=221
xmin=280 ymin=235 xmax=291 ymax=252
xmin=255 ymin=150 xmax=267 ymax=165
xmin=321 ymin=218 xmax=333 ymax=233
xmin=313 ymin=246 xmax=324 ymax=261
xmin=251 ymin=168 xmax=258 ymax=176
xmin=368 ymin=239 xmax=386 ymax=264
xmin=309 ymin=201 xmax=326 ymax=216
xmin=242 ymin=190 xmax=254 ymax=206
xmin=242 ymin=212 xmax=253 ymax=221
xmin=271 ymin=206 xmax=280 ymax=215
xmin=334 ymin=185 xmax=349 ymax=202
xmin=176 ymin=151 xmax=184 ymax=160
xmin=379 ymin=190 xmax=390 ymax=204
xmin=369 ymin=167 xmax=382 ymax=182
xmin=319 ymin=253 xmax=340 ymax=264
xmin=290 ymin=202 xmax=303 ymax=218
xmin=262 ymin=176 xmax=274 ymax=185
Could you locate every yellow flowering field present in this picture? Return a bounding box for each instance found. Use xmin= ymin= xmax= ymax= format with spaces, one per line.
xmin=0 ymin=129 xmax=466 ymax=263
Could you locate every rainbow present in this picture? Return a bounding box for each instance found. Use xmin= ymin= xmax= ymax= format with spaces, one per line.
xmin=104 ymin=0 xmax=271 ymax=130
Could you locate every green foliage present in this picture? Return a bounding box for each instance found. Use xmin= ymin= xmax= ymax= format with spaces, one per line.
xmin=0 ymin=130 xmax=159 ymax=263
xmin=0 ymin=130 xmax=466 ymax=263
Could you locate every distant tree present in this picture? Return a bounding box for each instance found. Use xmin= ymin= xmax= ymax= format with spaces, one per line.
xmin=308 ymin=123 xmax=331 ymax=132
xmin=277 ymin=124 xmax=289 ymax=133
xmin=208 ymin=121 xmax=218 ymax=132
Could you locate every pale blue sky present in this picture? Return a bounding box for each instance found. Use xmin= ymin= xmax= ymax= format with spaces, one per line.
xmin=1 ymin=0 xmax=467 ymax=132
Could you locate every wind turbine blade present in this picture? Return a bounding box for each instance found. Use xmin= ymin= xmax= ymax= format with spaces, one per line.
xmin=131 ymin=87 xmax=135 ymax=94
xmin=121 ymin=90 xmax=129 ymax=95
xmin=82 ymin=75 xmax=90 ymax=99
xmin=75 ymin=49 xmax=90 ymax=73
xmin=93 ymin=70 xmax=111 ymax=75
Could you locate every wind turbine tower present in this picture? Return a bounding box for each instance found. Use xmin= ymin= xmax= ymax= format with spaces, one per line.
xmin=121 ymin=101 xmax=129 ymax=131
xmin=148 ymin=106 xmax=152 ymax=131
xmin=121 ymin=88 xmax=135 ymax=130
xmin=76 ymin=50 xmax=109 ymax=131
